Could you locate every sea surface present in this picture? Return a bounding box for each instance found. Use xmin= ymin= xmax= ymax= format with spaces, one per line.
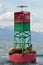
xmin=0 ymin=41 xmax=43 ymax=65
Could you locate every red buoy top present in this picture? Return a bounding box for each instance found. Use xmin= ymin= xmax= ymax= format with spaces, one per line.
xmin=14 ymin=11 xmax=30 ymax=23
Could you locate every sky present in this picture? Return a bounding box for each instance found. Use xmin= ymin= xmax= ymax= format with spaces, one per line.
xmin=0 ymin=0 xmax=43 ymax=32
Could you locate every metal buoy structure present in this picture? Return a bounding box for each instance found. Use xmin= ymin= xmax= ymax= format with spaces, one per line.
xmin=14 ymin=6 xmax=32 ymax=52
xmin=8 ymin=6 xmax=36 ymax=63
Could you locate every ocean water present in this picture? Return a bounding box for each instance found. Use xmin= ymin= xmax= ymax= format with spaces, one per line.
xmin=0 ymin=41 xmax=43 ymax=65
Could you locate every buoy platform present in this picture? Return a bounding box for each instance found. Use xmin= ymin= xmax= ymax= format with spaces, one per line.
xmin=8 ymin=48 xmax=36 ymax=63
xmin=9 ymin=53 xmax=36 ymax=63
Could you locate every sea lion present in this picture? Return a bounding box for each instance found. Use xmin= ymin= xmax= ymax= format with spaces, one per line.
xmin=31 ymin=50 xmax=36 ymax=54
xmin=22 ymin=47 xmax=31 ymax=55
xmin=8 ymin=47 xmax=22 ymax=55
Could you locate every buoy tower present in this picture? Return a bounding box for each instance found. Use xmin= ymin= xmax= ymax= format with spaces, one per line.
xmin=14 ymin=6 xmax=32 ymax=52
xmin=8 ymin=6 xmax=36 ymax=63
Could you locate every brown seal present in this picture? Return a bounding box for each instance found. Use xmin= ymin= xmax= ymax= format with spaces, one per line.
xmin=8 ymin=48 xmax=22 ymax=55
xmin=22 ymin=47 xmax=31 ymax=55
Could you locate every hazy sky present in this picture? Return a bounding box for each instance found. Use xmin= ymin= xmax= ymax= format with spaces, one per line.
xmin=0 ymin=0 xmax=43 ymax=32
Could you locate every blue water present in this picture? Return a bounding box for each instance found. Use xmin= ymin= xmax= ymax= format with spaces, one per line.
xmin=0 ymin=41 xmax=43 ymax=65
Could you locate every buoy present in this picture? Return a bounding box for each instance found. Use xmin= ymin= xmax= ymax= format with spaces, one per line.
xmin=8 ymin=6 xmax=36 ymax=63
